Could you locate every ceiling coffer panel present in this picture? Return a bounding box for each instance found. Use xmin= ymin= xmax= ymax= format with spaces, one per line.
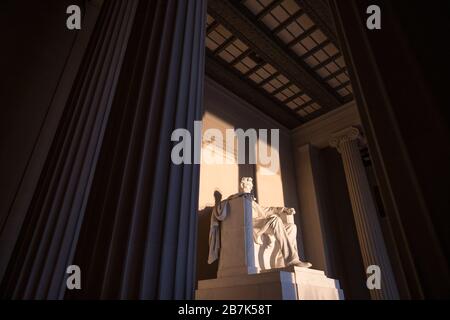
xmin=206 ymin=0 xmax=354 ymax=125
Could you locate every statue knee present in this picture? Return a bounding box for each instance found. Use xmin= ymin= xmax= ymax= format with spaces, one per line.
xmin=268 ymin=215 xmax=284 ymax=230
xmin=285 ymin=222 xmax=297 ymax=232
xmin=284 ymin=223 xmax=298 ymax=241
xmin=269 ymin=215 xmax=282 ymax=223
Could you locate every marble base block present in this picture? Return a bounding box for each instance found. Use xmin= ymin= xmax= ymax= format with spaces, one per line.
xmin=196 ymin=266 xmax=344 ymax=300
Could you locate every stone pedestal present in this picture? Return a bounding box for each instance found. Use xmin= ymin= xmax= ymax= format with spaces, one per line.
xmin=196 ymin=266 xmax=344 ymax=300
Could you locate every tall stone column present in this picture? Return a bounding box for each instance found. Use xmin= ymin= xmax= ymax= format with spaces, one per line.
xmin=0 ymin=0 xmax=206 ymax=300
xmin=330 ymin=127 xmax=399 ymax=300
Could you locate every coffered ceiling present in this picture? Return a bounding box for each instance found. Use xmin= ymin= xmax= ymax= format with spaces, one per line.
xmin=206 ymin=0 xmax=353 ymax=128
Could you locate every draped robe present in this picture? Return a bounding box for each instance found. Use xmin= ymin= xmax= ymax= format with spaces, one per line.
xmin=208 ymin=193 xmax=300 ymax=266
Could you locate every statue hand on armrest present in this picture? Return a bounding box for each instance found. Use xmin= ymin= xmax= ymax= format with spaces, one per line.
xmin=284 ymin=208 xmax=295 ymax=215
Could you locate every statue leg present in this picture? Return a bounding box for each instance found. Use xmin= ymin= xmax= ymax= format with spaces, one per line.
xmin=284 ymin=222 xmax=298 ymax=253
xmin=267 ymin=215 xmax=300 ymax=266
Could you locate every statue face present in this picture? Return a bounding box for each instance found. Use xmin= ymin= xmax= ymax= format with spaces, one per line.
xmin=240 ymin=177 xmax=253 ymax=193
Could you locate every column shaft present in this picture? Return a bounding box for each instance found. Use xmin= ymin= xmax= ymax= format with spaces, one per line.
xmin=0 ymin=0 xmax=206 ymax=300
xmin=331 ymin=127 xmax=399 ymax=299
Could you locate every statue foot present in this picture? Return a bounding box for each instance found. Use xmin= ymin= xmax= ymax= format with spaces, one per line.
xmin=288 ymin=260 xmax=312 ymax=268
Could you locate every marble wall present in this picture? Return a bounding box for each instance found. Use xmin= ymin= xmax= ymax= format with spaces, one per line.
xmin=197 ymin=78 xmax=303 ymax=281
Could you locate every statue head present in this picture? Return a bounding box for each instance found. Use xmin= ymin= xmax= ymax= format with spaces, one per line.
xmin=240 ymin=177 xmax=253 ymax=194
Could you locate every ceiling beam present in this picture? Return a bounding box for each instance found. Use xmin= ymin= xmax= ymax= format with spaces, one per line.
xmin=300 ymin=39 xmax=332 ymax=60
xmin=294 ymin=99 xmax=315 ymax=112
xmin=272 ymin=82 xmax=300 ymax=96
xmin=257 ymin=0 xmax=284 ymax=20
xmin=283 ymin=90 xmax=306 ymax=105
xmin=213 ymin=35 xmax=237 ymax=56
xmin=206 ymin=54 xmax=304 ymax=129
xmin=323 ymin=67 xmax=347 ymax=82
xmin=207 ymin=20 xmax=219 ymax=35
xmin=243 ymin=63 xmax=263 ymax=77
xmin=313 ymin=52 xmax=341 ymax=70
xmin=258 ymin=71 xmax=281 ymax=87
xmin=208 ymin=0 xmax=341 ymax=110
xmin=230 ymin=49 xmax=252 ymax=66
xmin=272 ymin=8 xmax=305 ymax=34
xmin=286 ymin=25 xmax=319 ymax=48
xmin=334 ymin=80 xmax=351 ymax=91
xmin=294 ymin=0 xmax=340 ymax=48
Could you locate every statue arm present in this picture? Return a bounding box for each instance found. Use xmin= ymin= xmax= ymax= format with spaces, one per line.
xmin=262 ymin=206 xmax=295 ymax=216
xmin=258 ymin=206 xmax=296 ymax=226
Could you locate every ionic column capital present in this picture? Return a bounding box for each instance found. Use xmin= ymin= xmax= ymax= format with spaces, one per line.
xmin=329 ymin=127 xmax=362 ymax=152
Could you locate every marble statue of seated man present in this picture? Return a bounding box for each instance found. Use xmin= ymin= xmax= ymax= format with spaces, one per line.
xmin=208 ymin=177 xmax=312 ymax=269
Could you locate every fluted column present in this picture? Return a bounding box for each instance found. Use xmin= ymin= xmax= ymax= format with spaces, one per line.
xmin=0 ymin=1 xmax=139 ymax=300
xmin=330 ymin=127 xmax=399 ymax=300
xmin=1 ymin=0 xmax=206 ymax=300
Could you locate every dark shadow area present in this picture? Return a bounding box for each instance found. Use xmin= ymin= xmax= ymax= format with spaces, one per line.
xmin=0 ymin=0 xmax=81 ymax=231
xmin=320 ymin=147 xmax=370 ymax=299
xmin=331 ymin=0 xmax=450 ymax=297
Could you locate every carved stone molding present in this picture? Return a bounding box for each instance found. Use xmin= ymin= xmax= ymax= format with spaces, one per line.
xmin=329 ymin=126 xmax=362 ymax=153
